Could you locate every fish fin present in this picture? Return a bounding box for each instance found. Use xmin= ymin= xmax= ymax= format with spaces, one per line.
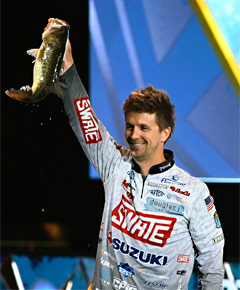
xmin=51 ymin=81 xmax=64 ymax=99
xmin=27 ymin=49 xmax=39 ymax=59
xmin=5 ymin=87 xmax=35 ymax=103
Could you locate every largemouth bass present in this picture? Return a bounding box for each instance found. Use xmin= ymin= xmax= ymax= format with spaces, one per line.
xmin=5 ymin=18 xmax=70 ymax=103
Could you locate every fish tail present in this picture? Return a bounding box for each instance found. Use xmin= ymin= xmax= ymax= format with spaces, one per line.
xmin=5 ymin=86 xmax=34 ymax=103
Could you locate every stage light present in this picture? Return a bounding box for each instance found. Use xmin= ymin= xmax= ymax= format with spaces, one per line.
xmin=32 ymin=280 xmax=56 ymax=290
xmin=65 ymin=280 xmax=73 ymax=290
xmin=11 ymin=261 xmax=25 ymax=290
xmin=223 ymin=262 xmax=238 ymax=290
xmin=0 ymin=256 xmax=24 ymax=290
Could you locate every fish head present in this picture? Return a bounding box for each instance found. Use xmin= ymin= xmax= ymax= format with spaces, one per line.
xmin=43 ymin=18 xmax=70 ymax=42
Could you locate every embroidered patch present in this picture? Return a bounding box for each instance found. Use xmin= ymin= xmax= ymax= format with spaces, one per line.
xmin=212 ymin=233 xmax=224 ymax=244
xmin=177 ymin=254 xmax=189 ymax=263
xmin=204 ymin=195 xmax=214 ymax=211
xmin=119 ymin=262 xmax=135 ymax=278
xmin=214 ymin=211 xmax=221 ymax=228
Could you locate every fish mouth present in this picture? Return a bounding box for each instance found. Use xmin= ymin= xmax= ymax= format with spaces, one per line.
xmin=44 ymin=18 xmax=70 ymax=31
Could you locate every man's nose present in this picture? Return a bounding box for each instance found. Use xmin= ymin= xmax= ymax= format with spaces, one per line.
xmin=130 ymin=127 xmax=140 ymax=139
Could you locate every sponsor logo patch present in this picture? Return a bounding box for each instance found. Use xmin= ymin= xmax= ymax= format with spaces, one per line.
xmin=119 ymin=262 xmax=135 ymax=278
xmin=170 ymin=186 xmax=190 ymax=196
xmin=101 ymin=268 xmax=110 ymax=279
xmin=177 ymin=270 xmax=186 ymax=275
xmin=144 ymin=281 xmax=167 ymax=288
xmin=160 ymin=178 xmax=186 ymax=186
xmin=101 ymin=268 xmax=110 ymax=287
xmin=159 ymin=162 xmax=171 ymax=172
xmin=212 ymin=233 xmax=224 ymax=244
xmin=112 ymin=195 xmax=176 ymax=247
xmin=204 ymin=195 xmax=214 ymax=211
xmin=74 ymin=97 xmax=102 ymax=144
xmin=214 ymin=211 xmax=221 ymax=228
xmin=147 ymin=182 xmax=168 ymax=189
xmin=177 ymin=254 xmax=189 ymax=263
xmin=113 ymin=277 xmax=137 ymax=290
xmin=100 ymin=257 xmax=114 ymax=270
xmin=147 ymin=190 xmax=165 ymax=197
xmin=111 ymin=237 xmax=168 ymax=266
xmin=166 ymin=193 xmax=187 ymax=204
xmin=144 ymin=197 xmax=185 ymax=216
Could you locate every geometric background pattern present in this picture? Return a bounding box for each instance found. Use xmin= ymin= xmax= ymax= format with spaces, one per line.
xmin=89 ymin=0 xmax=240 ymax=181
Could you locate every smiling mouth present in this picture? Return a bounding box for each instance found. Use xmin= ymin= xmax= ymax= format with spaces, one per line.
xmin=131 ymin=143 xmax=145 ymax=146
xmin=128 ymin=140 xmax=146 ymax=148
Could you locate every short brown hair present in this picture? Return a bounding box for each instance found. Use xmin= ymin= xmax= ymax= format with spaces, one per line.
xmin=123 ymin=84 xmax=176 ymax=142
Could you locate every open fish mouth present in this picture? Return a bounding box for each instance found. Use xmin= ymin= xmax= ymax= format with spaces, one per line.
xmin=44 ymin=18 xmax=69 ymax=30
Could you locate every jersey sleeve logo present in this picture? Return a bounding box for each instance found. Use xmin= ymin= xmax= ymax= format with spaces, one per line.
xmin=112 ymin=195 xmax=176 ymax=247
xmin=74 ymin=97 xmax=102 ymax=144
xmin=204 ymin=195 xmax=214 ymax=211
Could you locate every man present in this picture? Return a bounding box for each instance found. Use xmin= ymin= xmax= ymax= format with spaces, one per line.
xmin=60 ymin=39 xmax=224 ymax=289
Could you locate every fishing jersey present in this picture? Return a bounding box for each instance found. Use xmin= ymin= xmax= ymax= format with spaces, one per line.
xmin=60 ymin=65 xmax=224 ymax=290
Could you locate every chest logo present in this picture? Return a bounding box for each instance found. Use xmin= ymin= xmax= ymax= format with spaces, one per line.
xmin=112 ymin=195 xmax=176 ymax=247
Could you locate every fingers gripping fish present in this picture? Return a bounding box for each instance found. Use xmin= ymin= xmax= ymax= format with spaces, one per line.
xmin=5 ymin=18 xmax=70 ymax=103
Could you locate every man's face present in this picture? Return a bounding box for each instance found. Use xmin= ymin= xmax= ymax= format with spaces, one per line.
xmin=125 ymin=111 xmax=170 ymax=164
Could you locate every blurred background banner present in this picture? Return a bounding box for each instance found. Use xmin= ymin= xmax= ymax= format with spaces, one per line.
xmin=89 ymin=0 xmax=240 ymax=181
xmin=0 ymin=255 xmax=95 ymax=290
xmin=0 ymin=255 xmax=240 ymax=290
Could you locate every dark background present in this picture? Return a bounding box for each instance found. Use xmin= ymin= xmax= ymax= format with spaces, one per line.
xmin=1 ymin=0 xmax=239 ymax=261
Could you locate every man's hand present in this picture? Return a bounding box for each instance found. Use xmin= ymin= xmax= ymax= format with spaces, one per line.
xmin=61 ymin=39 xmax=74 ymax=75
xmin=45 ymin=18 xmax=74 ymax=76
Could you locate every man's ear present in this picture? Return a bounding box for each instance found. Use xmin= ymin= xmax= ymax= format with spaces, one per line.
xmin=161 ymin=127 xmax=171 ymax=143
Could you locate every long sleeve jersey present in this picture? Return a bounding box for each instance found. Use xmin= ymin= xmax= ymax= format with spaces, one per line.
xmin=60 ymin=65 xmax=224 ymax=290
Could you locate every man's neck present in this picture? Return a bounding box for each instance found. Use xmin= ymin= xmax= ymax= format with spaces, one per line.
xmin=133 ymin=155 xmax=166 ymax=176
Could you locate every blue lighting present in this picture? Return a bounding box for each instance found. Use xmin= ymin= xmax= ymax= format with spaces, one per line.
xmin=206 ymin=0 xmax=240 ymax=65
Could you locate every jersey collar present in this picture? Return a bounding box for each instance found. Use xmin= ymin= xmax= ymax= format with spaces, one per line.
xmin=131 ymin=149 xmax=175 ymax=174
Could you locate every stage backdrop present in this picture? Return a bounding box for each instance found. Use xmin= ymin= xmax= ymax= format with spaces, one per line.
xmin=89 ymin=0 xmax=240 ymax=182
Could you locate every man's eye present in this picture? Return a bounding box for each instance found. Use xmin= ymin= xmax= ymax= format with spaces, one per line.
xmin=126 ymin=125 xmax=133 ymax=130
xmin=141 ymin=126 xmax=149 ymax=130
